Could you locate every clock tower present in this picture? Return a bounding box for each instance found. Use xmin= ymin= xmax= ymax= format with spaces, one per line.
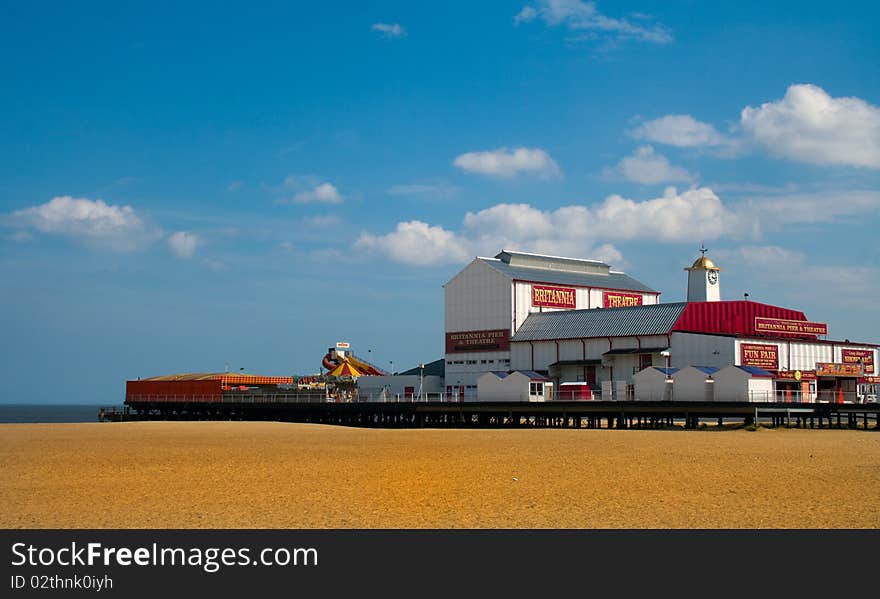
xmin=685 ymin=245 xmax=721 ymax=302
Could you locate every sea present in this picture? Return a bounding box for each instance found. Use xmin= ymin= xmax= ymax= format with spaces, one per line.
xmin=0 ymin=404 xmax=118 ymax=423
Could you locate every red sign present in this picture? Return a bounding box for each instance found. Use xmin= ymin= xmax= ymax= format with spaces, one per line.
xmin=740 ymin=343 xmax=779 ymax=370
xmin=841 ymin=349 xmax=874 ymax=374
xmin=776 ymin=370 xmax=817 ymax=381
xmin=816 ymin=362 xmax=863 ymax=377
xmin=861 ymin=376 xmax=880 ymax=384
xmin=602 ymin=291 xmax=643 ymax=308
xmin=532 ymin=285 xmax=576 ymax=309
xmin=754 ymin=317 xmax=828 ymax=336
xmin=445 ymin=329 xmax=510 ymax=354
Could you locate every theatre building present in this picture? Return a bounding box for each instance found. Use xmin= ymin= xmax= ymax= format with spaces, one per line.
xmin=509 ymin=252 xmax=877 ymax=401
xmin=443 ymin=250 xmax=659 ymax=395
xmin=444 ymin=248 xmax=878 ymax=402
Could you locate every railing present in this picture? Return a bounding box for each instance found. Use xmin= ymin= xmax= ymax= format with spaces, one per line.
xmin=355 ymin=392 xmax=474 ymax=403
xmin=126 ymin=393 xmax=327 ymax=404
xmin=555 ymin=390 xmax=598 ymax=401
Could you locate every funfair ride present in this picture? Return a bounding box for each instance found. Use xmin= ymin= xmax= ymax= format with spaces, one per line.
xmin=321 ymin=345 xmax=387 ymax=402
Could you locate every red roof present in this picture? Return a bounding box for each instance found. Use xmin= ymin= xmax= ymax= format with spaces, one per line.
xmin=671 ymin=301 xmax=816 ymax=340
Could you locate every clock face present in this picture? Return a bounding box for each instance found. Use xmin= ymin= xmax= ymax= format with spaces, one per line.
xmin=707 ymin=270 xmax=718 ymax=285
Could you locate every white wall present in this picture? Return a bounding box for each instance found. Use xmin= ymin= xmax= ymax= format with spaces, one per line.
xmin=633 ymin=368 xmax=673 ymax=401
xmin=444 ymin=259 xmax=514 ymax=389
xmin=357 ymin=375 xmax=445 ymax=401
xmin=671 ymin=333 xmax=736 ymax=369
xmin=444 ymin=259 xmax=512 ymax=333
xmin=671 ymin=367 xmax=716 ymax=401
xmin=512 ymin=280 xmax=659 ymax=334
xmin=712 ymin=366 xmax=776 ymax=402
xmin=477 ymin=371 xmax=550 ymax=402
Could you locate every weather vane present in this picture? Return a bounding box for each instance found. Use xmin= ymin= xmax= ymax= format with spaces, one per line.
xmin=700 ymin=243 xmax=708 ymax=257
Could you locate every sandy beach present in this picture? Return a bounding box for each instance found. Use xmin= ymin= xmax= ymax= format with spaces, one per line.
xmin=1 ymin=421 xmax=878 ymax=529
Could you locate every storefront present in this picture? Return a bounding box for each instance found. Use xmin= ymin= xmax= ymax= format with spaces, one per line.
xmin=816 ymin=362 xmax=863 ymax=403
xmin=859 ymin=376 xmax=880 ymax=403
xmin=774 ymin=370 xmax=816 ymax=402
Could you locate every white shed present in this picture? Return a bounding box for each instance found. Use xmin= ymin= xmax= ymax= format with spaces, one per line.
xmin=671 ymin=366 xmax=719 ymax=402
xmin=633 ymin=367 xmax=678 ymax=401
xmin=713 ymin=365 xmax=774 ymax=402
xmin=357 ymin=374 xmax=445 ymax=401
xmin=477 ymin=371 xmax=552 ymax=402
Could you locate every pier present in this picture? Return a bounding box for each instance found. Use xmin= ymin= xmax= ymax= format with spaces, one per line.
xmin=101 ymin=399 xmax=880 ymax=430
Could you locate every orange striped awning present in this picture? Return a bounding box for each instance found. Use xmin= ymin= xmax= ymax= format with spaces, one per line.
xmin=218 ymin=374 xmax=294 ymax=385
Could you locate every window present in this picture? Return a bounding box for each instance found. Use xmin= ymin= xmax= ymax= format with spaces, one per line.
xmin=488 ymin=360 xmax=495 ymax=364
xmin=529 ymin=382 xmax=544 ymax=396
xmin=466 ymin=360 xmax=477 ymax=365
xmin=480 ymin=360 xmax=487 ymax=364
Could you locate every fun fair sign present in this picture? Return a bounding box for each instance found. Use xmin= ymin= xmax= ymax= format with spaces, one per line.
xmin=740 ymin=343 xmax=779 ymax=370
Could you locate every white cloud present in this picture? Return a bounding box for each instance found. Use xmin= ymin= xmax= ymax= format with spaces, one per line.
xmin=292 ymin=182 xmax=344 ymax=204
xmin=8 ymin=230 xmax=34 ymax=242
xmin=514 ymin=6 xmax=537 ymax=23
xmin=202 ymin=258 xmax=229 ymax=272
xmin=356 ymin=186 xmax=880 ymax=267
xmin=371 ymin=23 xmax=405 ymax=38
xmin=387 ymin=183 xmax=460 ymax=199
xmin=355 ymin=221 xmax=470 ymax=266
xmin=611 ymin=145 xmax=694 ymax=184
xmin=741 ymin=84 xmax=880 ymax=169
xmin=227 ymin=180 xmax=244 ymax=192
xmin=302 ymin=214 xmax=341 ymax=228
xmin=357 ymin=187 xmax=734 ymax=266
xmin=7 ymin=195 xmax=157 ymax=251
xmin=514 ymin=0 xmax=672 ymax=44
xmin=738 ymin=189 xmax=880 ymax=229
xmin=167 ymin=231 xmax=198 ymax=259
xmin=453 ymin=147 xmax=561 ymax=178
xmin=631 ymin=115 xmax=729 ymax=148
xmin=716 ymin=245 xmax=880 ymax=313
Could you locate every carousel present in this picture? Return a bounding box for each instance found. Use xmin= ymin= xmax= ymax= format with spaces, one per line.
xmin=321 ymin=345 xmax=387 ymax=402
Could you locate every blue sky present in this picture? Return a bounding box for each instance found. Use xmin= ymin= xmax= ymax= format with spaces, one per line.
xmin=1 ymin=1 xmax=879 ymax=403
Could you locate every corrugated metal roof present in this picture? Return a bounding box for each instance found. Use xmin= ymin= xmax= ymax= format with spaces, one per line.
xmin=672 ymin=300 xmax=814 ymax=338
xmin=141 ymin=373 xmax=227 ymax=381
xmin=735 ymin=365 xmax=775 ymax=377
xmin=511 ymin=302 xmax=688 ymax=341
xmin=478 ymin=258 xmax=658 ymax=293
xmin=399 ymin=358 xmax=445 ymax=377
xmin=692 ymin=366 xmax=719 ymax=375
xmin=488 ymin=371 xmax=511 ymax=379
xmin=604 ymin=346 xmax=669 ymax=355
xmin=518 ymin=370 xmax=549 ymax=381
xmin=654 ymin=367 xmax=679 ymax=376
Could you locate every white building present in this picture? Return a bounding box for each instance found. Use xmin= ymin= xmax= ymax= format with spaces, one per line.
xmin=671 ymin=366 xmax=719 ymax=402
xmin=476 ymin=371 xmax=552 ymax=402
xmin=633 ymin=367 xmax=678 ymax=401
xmin=444 ymin=250 xmax=659 ymax=390
xmin=713 ymin=365 xmax=775 ymax=402
xmin=503 ymin=251 xmax=877 ymax=403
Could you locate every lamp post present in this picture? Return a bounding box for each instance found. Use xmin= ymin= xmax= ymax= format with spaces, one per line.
xmin=419 ymin=362 xmax=425 ymax=402
xmin=661 ymin=350 xmax=672 ymax=401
